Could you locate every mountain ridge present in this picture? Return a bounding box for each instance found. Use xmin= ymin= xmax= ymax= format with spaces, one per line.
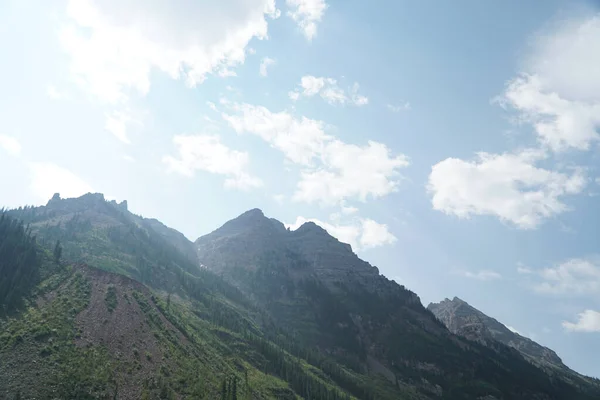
xmin=2 ymin=193 xmax=600 ymax=399
xmin=427 ymin=297 xmax=581 ymax=375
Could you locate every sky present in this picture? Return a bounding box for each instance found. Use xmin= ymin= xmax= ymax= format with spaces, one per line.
xmin=1 ymin=0 xmax=600 ymax=377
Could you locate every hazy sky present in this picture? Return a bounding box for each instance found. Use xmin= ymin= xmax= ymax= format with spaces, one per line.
xmin=1 ymin=0 xmax=600 ymax=377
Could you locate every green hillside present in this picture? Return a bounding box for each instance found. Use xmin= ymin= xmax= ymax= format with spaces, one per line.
xmin=1 ymin=194 xmax=599 ymax=400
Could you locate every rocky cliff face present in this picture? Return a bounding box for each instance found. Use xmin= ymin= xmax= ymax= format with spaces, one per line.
xmin=427 ymin=297 xmax=565 ymax=369
xmin=195 ymin=209 xmax=418 ymax=300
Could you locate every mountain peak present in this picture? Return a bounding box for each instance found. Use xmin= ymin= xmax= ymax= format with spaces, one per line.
xmin=242 ymin=208 xmax=264 ymax=217
xmin=429 ymin=296 xmax=566 ymax=371
xmin=296 ymin=221 xmax=328 ymax=234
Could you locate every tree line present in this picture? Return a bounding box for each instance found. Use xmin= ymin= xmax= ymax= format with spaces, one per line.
xmin=0 ymin=212 xmax=41 ymax=315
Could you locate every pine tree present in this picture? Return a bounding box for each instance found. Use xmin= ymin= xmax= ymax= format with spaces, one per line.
xmin=53 ymin=240 xmax=62 ymax=264
xmin=232 ymin=377 xmax=238 ymax=400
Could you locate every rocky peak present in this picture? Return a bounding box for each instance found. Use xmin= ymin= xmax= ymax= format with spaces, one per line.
xmin=109 ymin=199 xmax=128 ymax=212
xmin=199 ymin=208 xmax=288 ymax=240
xmin=41 ymin=193 xmax=137 ymax=219
xmin=47 ymin=192 xmax=61 ymax=205
xmin=428 ymin=297 xmax=566 ymax=371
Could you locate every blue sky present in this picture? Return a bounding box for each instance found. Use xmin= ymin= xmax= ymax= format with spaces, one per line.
xmin=1 ymin=0 xmax=600 ymax=377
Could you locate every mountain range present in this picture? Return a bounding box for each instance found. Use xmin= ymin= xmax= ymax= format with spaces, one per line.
xmin=1 ymin=192 xmax=599 ymax=399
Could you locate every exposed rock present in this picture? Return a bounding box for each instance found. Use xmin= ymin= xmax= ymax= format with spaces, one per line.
xmin=428 ymin=297 xmax=564 ymax=369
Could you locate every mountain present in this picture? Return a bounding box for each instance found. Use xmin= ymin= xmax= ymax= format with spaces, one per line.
xmin=427 ymin=297 xmax=599 ymax=390
xmin=2 ymin=193 xmax=600 ymax=399
xmin=196 ymin=207 xmax=600 ymax=399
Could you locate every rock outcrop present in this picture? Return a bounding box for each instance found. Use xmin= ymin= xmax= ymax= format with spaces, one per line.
xmin=428 ymin=297 xmax=565 ymax=369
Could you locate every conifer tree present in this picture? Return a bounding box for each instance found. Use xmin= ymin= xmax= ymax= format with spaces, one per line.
xmin=53 ymin=240 xmax=62 ymax=264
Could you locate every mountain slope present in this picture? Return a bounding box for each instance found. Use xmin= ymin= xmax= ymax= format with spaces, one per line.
xmin=6 ymin=193 xmax=199 ymax=288
xmin=1 ymin=207 xmax=372 ymax=400
xmin=3 ymin=196 xmax=600 ymax=399
xmin=196 ymin=208 xmax=600 ymax=400
xmin=427 ymin=297 xmax=600 ymax=391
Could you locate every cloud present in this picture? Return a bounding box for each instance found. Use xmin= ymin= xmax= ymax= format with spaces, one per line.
xmin=259 ymin=57 xmax=276 ymax=77
xmin=222 ymin=102 xmax=409 ymax=205
xmin=104 ymin=110 xmax=142 ymax=144
xmin=294 ymin=140 xmax=409 ymax=205
xmin=457 ymin=270 xmax=502 ymax=281
xmin=563 ymin=310 xmax=600 ymax=333
xmin=517 ymin=266 xmax=534 ymax=274
xmin=360 ymin=218 xmax=397 ymax=249
xmin=350 ymin=83 xmax=369 ymax=106
xmin=222 ymin=102 xmax=330 ymax=166
xmin=428 ymin=149 xmax=586 ymax=229
xmin=387 ymin=102 xmax=411 ymax=113
xmin=286 ymin=0 xmax=327 ymax=40
xmin=285 ymin=216 xmax=396 ymax=251
xmin=289 ymin=76 xmax=368 ymax=106
xmin=341 ymin=205 xmax=358 ymax=215
xmin=273 ymin=194 xmax=285 ymax=204
xmin=163 ymin=134 xmax=262 ymax=190
xmin=0 ymin=135 xmax=22 ymax=156
xmin=529 ymin=258 xmax=600 ymax=296
xmin=430 ymin=16 xmax=600 ymax=227
xmin=29 ymin=162 xmax=93 ymax=201
xmin=500 ymin=74 xmax=600 ymax=152
xmin=497 ymin=15 xmax=600 ymax=152
xmin=59 ymin=0 xmax=280 ymax=104
xmin=46 ymin=84 xmax=69 ymax=100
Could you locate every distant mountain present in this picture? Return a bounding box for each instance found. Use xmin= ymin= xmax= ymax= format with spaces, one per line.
xmin=428 ymin=297 xmax=599 ymax=390
xmin=2 ymin=194 xmax=600 ymax=399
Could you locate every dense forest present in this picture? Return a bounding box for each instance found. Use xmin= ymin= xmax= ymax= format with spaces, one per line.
xmin=0 ymin=212 xmax=40 ymax=315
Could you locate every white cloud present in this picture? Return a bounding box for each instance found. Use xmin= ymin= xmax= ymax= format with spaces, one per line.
xmin=497 ymin=15 xmax=600 ymax=152
xmin=360 ymin=218 xmax=397 ymax=249
xmin=46 ymin=84 xmax=69 ymax=100
xmin=350 ymin=83 xmax=369 ymax=106
xmin=341 ymin=204 xmax=359 ymax=215
xmin=531 ymin=258 xmax=600 ymax=296
xmin=222 ymin=102 xmax=330 ymax=166
xmin=273 ymin=194 xmax=285 ymax=204
xmin=104 ymin=110 xmax=142 ymax=144
xmin=285 ymin=216 xmax=396 ymax=251
xmin=0 ymin=135 xmax=22 ymax=156
xmin=563 ymin=310 xmax=600 ymax=333
xmin=457 ymin=270 xmax=502 ymax=281
xmin=59 ymin=0 xmax=280 ymax=104
xmin=286 ymin=0 xmax=327 ymax=40
xmin=517 ymin=266 xmax=534 ymax=274
xmin=259 ymin=57 xmax=276 ymax=77
xmin=501 ymin=74 xmax=600 ymax=152
xmin=163 ymin=134 xmax=262 ymax=190
xmin=387 ymin=102 xmax=411 ymax=113
xmin=428 ymin=149 xmax=586 ymax=229
xmin=123 ymin=155 xmax=135 ymax=163
xmin=222 ymin=102 xmax=409 ymax=205
xmin=432 ymin=16 xmax=600 ymax=227
xmin=207 ymin=101 xmax=219 ymax=112
xmin=29 ymin=162 xmax=93 ymax=201
xmin=289 ymin=75 xmax=368 ymax=106
xmin=288 ymin=91 xmax=300 ymax=101
xmin=294 ymin=140 xmax=409 ymax=205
